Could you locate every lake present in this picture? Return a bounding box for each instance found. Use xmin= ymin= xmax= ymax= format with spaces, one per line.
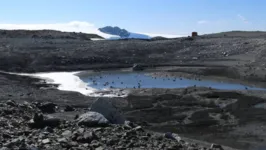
xmin=79 ymin=71 xmax=265 ymax=91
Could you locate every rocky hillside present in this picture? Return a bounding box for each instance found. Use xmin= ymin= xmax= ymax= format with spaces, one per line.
xmin=203 ymin=31 xmax=266 ymax=38
xmin=0 ymin=29 xmax=103 ymax=40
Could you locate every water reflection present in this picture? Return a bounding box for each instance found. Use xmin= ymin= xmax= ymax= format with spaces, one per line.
xmin=80 ymin=72 xmax=266 ymax=91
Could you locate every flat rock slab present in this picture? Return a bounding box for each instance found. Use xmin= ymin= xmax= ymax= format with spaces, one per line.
xmin=77 ymin=111 xmax=109 ymax=127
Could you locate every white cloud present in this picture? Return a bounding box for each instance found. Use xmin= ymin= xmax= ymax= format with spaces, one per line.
xmin=197 ymin=20 xmax=209 ymax=25
xmin=237 ymin=14 xmax=249 ymax=23
xmin=0 ymin=21 xmax=117 ymax=38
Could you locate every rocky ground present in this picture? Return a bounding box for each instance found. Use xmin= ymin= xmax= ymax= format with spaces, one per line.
xmin=124 ymin=88 xmax=266 ymax=150
xmin=1 ymin=30 xmax=266 ymax=150
xmin=0 ymin=99 xmax=225 ymax=150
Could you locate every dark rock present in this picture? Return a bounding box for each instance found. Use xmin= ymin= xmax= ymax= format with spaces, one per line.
xmin=2 ymin=133 xmax=12 ymax=139
xmin=64 ymin=105 xmax=75 ymax=112
xmin=159 ymin=143 xmax=166 ymax=149
xmin=167 ymin=145 xmax=181 ymax=150
xmin=90 ymin=98 xmax=125 ymax=124
xmin=6 ymin=100 xmax=16 ymax=107
xmin=38 ymin=102 xmax=57 ymax=113
xmin=71 ymin=132 xmax=79 ymax=141
xmin=106 ymin=138 xmax=119 ymax=146
xmin=77 ymin=111 xmax=109 ymax=127
xmin=22 ymin=115 xmax=31 ymax=121
xmin=124 ymin=120 xmax=135 ymax=129
xmin=44 ymin=126 xmax=54 ymax=133
xmin=43 ymin=116 xmax=61 ymax=128
xmin=20 ymin=101 xmax=33 ymax=110
xmin=146 ymin=133 xmax=151 ymax=137
xmin=74 ymin=114 xmax=79 ymax=119
xmin=116 ymin=146 xmax=126 ymax=150
xmin=164 ymin=132 xmax=175 ymax=140
xmin=29 ymin=113 xmax=61 ymax=128
xmin=76 ymin=131 xmax=97 ymax=143
xmin=140 ymin=136 xmax=149 ymax=141
xmin=69 ymin=141 xmax=78 ymax=147
xmin=2 ymin=108 xmax=15 ymax=115
xmin=99 ymin=26 xmax=130 ymax=38
xmin=28 ymin=120 xmax=38 ymax=128
xmin=132 ymin=64 xmax=144 ymax=71
xmin=28 ymin=147 xmax=39 ymax=150
xmin=124 ymin=130 xmax=137 ymax=137
xmin=90 ymin=140 xmax=101 ymax=148
xmin=126 ymin=142 xmax=134 ymax=148
xmin=210 ymin=144 xmax=224 ymax=150
xmin=155 ymin=135 xmax=164 ymax=141
xmin=164 ymin=132 xmax=181 ymax=141
xmin=33 ymin=113 xmax=44 ymax=123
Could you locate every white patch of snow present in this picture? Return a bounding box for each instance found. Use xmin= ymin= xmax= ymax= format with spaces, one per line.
xmin=128 ymin=32 xmax=151 ymax=39
xmin=10 ymin=71 xmax=127 ymax=97
xmin=139 ymin=32 xmax=185 ymax=38
xmin=90 ymin=38 xmax=105 ymax=41
xmin=32 ymin=72 xmax=95 ymax=95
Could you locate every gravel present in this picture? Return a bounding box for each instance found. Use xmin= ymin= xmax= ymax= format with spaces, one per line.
xmin=0 ymin=100 xmax=219 ymax=150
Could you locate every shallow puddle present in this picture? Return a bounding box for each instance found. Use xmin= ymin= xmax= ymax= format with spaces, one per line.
xmin=79 ymin=72 xmax=266 ymax=91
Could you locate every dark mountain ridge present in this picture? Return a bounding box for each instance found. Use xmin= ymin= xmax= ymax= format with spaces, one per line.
xmin=99 ymin=26 xmax=130 ymax=38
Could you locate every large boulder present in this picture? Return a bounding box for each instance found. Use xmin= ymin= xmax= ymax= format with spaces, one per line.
xmin=77 ymin=111 xmax=109 ymax=127
xmin=90 ymin=98 xmax=125 ymax=124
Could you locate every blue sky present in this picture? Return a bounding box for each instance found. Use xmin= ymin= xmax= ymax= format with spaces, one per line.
xmin=0 ymin=0 xmax=265 ymax=35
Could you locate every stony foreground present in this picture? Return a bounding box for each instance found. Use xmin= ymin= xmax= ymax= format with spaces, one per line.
xmin=0 ymin=100 xmax=224 ymax=150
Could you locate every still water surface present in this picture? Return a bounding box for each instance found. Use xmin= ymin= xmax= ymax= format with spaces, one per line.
xmin=80 ymin=72 xmax=266 ymax=91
